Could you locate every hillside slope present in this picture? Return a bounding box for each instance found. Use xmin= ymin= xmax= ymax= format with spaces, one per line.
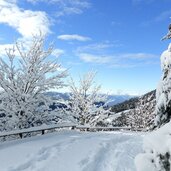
xmin=108 ymin=90 xmax=156 ymax=130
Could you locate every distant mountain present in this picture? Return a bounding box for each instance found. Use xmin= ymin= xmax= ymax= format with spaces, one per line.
xmin=45 ymin=92 xmax=70 ymax=100
xmin=111 ymin=90 xmax=155 ymax=113
xmin=45 ymin=92 xmax=134 ymax=106
xmin=111 ymin=96 xmax=139 ymax=113
xmin=106 ymin=95 xmax=135 ymax=106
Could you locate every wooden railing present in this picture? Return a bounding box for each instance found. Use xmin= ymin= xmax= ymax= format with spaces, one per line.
xmin=75 ymin=126 xmax=132 ymax=131
xmin=0 ymin=123 xmax=76 ymax=140
xmin=0 ymin=124 xmax=137 ymax=141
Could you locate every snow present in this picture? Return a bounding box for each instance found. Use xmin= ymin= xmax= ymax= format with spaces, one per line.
xmin=142 ymin=43 xmax=171 ymax=169
xmin=135 ymin=153 xmax=156 ymax=171
xmin=160 ymin=43 xmax=171 ymax=71
xmin=135 ymin=122 xmax=171 ymax=171
xmin=0 ymin=130 xmax=143 ymax=171
xmin=106 ymin=109 xmax=132 ymax=124
xmin=155 ymin=43 xmax=171 ymax=126
xmin=135 ymin=42 xmax=171 ymax=171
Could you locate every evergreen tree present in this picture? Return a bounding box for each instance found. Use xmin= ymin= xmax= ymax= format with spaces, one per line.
xmin=155 ymin=44 xmax=171 ymax=127
xmin=135 ymin=39 xmax=171 ymax=171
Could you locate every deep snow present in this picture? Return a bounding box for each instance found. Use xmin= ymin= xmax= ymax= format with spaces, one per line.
xmin=0 ymin=130 xmax=143 ymax=171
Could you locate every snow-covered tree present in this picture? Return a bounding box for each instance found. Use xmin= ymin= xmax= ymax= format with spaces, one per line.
xmin=155 ymin=43 xmax=171 ymax=127
xmin=0 ymin=34 xmax=67 ymax=130
xmin=135 ymin=44 xmax=171 ymax=171
xmin=127 ymin=94 xmax=155 ymax=130
xmin=63 ymin=71 xmax=111 ymax=126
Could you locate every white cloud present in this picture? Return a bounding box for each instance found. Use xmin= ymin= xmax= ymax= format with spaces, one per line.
xmin=76 ymin=42 xmax=122 ymax=53
xmin=58 ymin=34 xmax=91 ymax=41
xmin=79 ymin=53 xmax=111 ymax=64
xmin=77 ymin=52 xmax=158 ymax=68
xmin=27 ymin=0 xmax=91 ymax=17
xmin=52 ymin=49 xmax=65 ymax=58
xmin=0 ymin=0 xmax=51 ymax=38
xmin=118 ymin=53 xmax=157 ymax=60
xmin=76 ymin=40 xmax=158 ymax=68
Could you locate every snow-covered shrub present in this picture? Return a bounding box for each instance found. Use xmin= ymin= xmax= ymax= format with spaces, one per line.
xmin=63 ymin=71 xmax=112 ymax=126
xmin=135 ymin=44 xmax=171 ymax=171
xmin=0 ymin=34 xmax=67 ymax=130
xmin=135 ymin=122 xmax=171 ymax=171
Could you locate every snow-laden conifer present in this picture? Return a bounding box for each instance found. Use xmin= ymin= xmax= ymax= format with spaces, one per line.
xmin=155 ymin=44 xmax=171 ymax=127
xmin=135 ymin=44 xmax=171 ymax=171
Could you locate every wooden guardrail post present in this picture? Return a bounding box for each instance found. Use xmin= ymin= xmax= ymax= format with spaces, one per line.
xmin=71 ymin=126 xmax=76 ymax=130
xmin=19 ymin=133 xmax=23 ymax=139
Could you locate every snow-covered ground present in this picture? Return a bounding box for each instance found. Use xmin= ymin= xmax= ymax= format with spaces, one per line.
xmin=0 ymin=130 xmax=143 ymax=171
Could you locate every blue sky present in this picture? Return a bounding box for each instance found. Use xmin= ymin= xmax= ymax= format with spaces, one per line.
xmin=0 ymin=0 xmax=171 ymax=95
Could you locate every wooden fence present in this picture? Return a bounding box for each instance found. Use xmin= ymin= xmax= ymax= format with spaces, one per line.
xmin=0 ymin=123 xmax=76 ymax=140
xmin=75 ymin=126 xmax=132 ymax=131
xmin=0 ymin=124 xmax=139 ymax=141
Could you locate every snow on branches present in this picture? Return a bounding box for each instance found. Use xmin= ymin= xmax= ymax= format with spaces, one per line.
xmin=135 ymin=43 xmax=171 ymax=171
xmin=62 ymin=71 xmax=112 ymax=126
xmin=155 ymin=43 xmax=171 ymax=127
xmin=0 ymin=34 xmax=67 ymax=130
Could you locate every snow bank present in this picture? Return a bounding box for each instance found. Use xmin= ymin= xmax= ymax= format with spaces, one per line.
xmin=135 ymin=122 xmax=171 ymax=171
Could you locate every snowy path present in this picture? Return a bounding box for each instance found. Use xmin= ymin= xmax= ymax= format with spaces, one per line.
xmin=0 ymin=131 xmax=143 ymax=171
